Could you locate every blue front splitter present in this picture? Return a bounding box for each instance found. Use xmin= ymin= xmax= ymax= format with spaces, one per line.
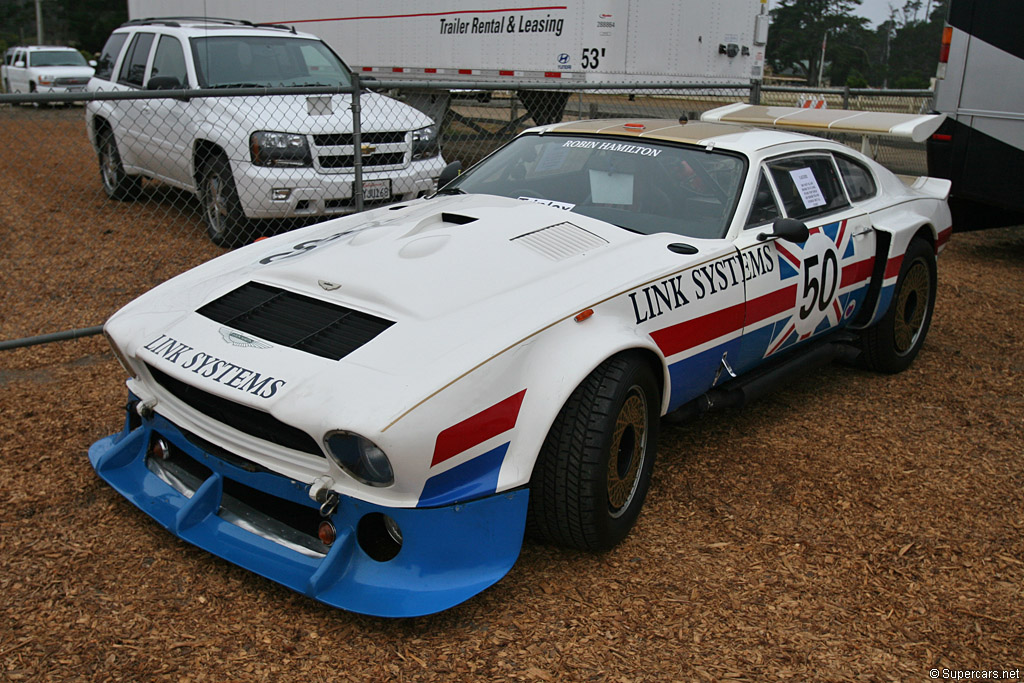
xmin=88 ymin=407 xmax=529 ymax=618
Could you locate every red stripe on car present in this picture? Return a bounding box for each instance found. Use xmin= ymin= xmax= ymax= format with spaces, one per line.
xmin=432 ymin=390 xmax=527 ymax=467
xmin=651 ymin=302 xmax=745 ymax=358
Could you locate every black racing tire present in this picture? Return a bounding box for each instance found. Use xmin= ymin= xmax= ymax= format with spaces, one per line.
xmin=527 ymin=354 xmax=660 ymax=551
xmin=199 ymin=153 xmax=248 ymax=247
xmin=97 ymin=129 xmax=140 ymax=200
xmin=860 ymin=237 xmax=937 ymax=373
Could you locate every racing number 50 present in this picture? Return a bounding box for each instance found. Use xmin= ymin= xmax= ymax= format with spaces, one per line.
xmin=799 ymin=251 xmax=839 ymax=319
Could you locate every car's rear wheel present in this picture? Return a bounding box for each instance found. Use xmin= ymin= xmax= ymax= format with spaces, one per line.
xmin=860 ymin=237 xmax=937 ymax=373
xmin=528 ymin=354 xmax=660 ymax=551
xmin=97 ymin=129 xmax=140 ymax=200
xmin=199 ymin=153 xmax=248 ymax=247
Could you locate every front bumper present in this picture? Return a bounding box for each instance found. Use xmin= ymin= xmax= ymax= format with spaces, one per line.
xmin=88 ymin=399 xmax=529 ymax=617
xmin=232 ymin=156 xmax=447 ymax=219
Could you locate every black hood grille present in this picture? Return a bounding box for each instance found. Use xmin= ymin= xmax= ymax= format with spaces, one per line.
xmin=145 ymin=363 xmax=323 ymax=457
xmin=197 ymin=282 xmax=394 ymax=361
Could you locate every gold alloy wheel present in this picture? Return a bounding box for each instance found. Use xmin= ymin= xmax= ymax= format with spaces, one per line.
xmin=607 ymin=387 xmax=648 ymax=517
xmin=894 ymin=259 xmax=931 ymax=355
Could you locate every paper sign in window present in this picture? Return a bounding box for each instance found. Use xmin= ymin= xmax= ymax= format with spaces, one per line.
xmin=533 ymin=144 xmax=570 ymax=174
xmin=589 ymin=170 xmax=634 ymax=205
xmin=789 ymin=168 xmax=826 ymax=209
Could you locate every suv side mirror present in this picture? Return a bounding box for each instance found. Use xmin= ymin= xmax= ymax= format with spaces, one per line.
xmin=438 ymin=160 xmax=463 ymax=188
xmin=14 ymin=60 xmax=25 ymax=68
xmin=147 ymin=75 xmax=182 ymax=91
xmin=758 ymin=217 xmax=809 ymax=243
xmin=89 ymin=59 xmax=98 ymax=68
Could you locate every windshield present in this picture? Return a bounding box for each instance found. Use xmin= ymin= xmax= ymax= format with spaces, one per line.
xmin=448 ymin=133 xmax=746 ymax=238
xmin=190 ymin=36 xmax=353 ymax=89
xmin=29 ymin=50 xmax=88 ymax=67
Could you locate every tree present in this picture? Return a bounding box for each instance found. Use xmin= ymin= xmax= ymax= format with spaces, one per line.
xmin=0 ymin=0 xmax=126 ymax=53
xmin=768 ymin=0 xmax=869 ymax=85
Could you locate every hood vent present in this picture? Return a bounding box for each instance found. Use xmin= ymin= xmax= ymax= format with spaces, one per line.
xmin=198 ymin=282 xmax=394 ymax=361
xmin=510 ymin=222 xmax=609 ymax=261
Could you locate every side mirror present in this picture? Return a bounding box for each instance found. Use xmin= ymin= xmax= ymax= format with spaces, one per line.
xmin=438 ymin=160 xmax=463 ymax=188
xmin=89 ymin=59 xmax=98 ymax=67
xmin=758 ymin=217 xmax=809 ymax=243
xmin=146 ymin=75 xmax=182 ymax=91
xmin=14 ymin=60 xmax=25 ymax=68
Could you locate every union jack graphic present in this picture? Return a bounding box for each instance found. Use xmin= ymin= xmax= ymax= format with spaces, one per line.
xmin=763 ymin=219 xmax=867 ymax=358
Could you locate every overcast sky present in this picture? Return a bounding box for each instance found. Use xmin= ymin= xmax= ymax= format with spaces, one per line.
xmin=851 ymin=0 xmax=942 ymax=27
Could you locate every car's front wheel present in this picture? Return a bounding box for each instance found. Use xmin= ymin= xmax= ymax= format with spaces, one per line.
xmin=860 ymin=236 xmax=937 ymax=373
xmin=528 ymin=354 xmax=660 ymax=551
xmin=199 ymin=153 xmax=248 ymax=247
xmin=97 ymin=129 xmax=140 ymax=200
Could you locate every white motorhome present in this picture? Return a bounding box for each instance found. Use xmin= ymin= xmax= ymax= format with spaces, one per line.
xmin=127 ymin=0 xmax=770 ymax=124
xmin=927 ymin=0 xmax=1024 ymax=228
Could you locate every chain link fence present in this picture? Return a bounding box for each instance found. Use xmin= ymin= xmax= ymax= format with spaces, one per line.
xmin=0 ymin=80 xmax=933 ymax=344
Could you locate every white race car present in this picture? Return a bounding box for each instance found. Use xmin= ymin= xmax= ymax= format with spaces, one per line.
xmin=89 ymin=106 xmax=952 ymax=617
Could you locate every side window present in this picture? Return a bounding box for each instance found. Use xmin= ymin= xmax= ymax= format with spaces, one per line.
xmin=767 ymin=155 xmax=850 ymax=220
xmin=151 ymin=35 xmax=188 ymax=87
xmin=835 ymin=154 xmax=878 ymax=202
xmin=95 ymin=32 xmax=129 ymax=81
xmin=117 ymin=32 xmax=155 ymax=87
xmin=745 ymin=170 xmax=781 ymax=228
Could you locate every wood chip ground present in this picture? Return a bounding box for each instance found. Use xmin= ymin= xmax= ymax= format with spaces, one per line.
xmin=1 ymin=112 xmax=1021 ymax=681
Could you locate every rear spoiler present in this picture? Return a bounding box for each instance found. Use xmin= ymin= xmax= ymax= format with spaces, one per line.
xmin=700 ymin=103 xmax=945 ymax=144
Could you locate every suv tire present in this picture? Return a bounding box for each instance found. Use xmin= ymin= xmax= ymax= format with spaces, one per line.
xmin=97 ymin=129 xmax=140 ymax=200
xmin=200 ymin=153 xmax=248 ymax=248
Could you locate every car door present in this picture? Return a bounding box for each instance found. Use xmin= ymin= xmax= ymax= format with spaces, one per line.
xmin=730 ymin=152 xmax=876 ymax=376
xmin=10 ymin=49 xmax=28 ymax=92
xmin=113 ymin=31 xmax=157 ymax=173
xmin=136 ymin=34 xmax=194 ymax=186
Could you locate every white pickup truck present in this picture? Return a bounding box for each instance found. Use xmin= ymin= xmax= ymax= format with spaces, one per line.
xmin=1 ymin=45 xmax=94 ymax=95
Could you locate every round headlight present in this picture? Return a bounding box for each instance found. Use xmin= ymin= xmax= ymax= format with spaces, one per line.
xmin=324 ymin=431 xmax=394 ymax=487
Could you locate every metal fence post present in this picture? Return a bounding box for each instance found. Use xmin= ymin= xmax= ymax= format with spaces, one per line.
xmin=351 ymin=73 xmax=364 ymax=213
xmin=749 ymin=79 xmax=762 ymax=105
xmin=843 ymin=85 xmax=851 ymax=110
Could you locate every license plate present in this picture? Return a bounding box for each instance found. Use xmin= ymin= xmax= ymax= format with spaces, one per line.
xmin=362 ymin=180 xmax=391 ymax=202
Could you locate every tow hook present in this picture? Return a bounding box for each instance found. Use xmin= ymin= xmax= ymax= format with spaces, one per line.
xmin=309 ymin=476 xmax=339 ymax=517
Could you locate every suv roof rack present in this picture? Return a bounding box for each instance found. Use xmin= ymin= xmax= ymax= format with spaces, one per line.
xmin=119 ymin=16 xmax=296 ymax=32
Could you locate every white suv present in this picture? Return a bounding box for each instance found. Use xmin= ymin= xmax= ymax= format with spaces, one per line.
xmin=86 ymin=18 xmax=445 ymax=246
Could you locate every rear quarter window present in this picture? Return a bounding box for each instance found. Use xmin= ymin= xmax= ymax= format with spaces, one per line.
xmin=835 ymin=154 xmax=878 ymax=202
xmin=95 ymin=32 xmax=129 ymax=81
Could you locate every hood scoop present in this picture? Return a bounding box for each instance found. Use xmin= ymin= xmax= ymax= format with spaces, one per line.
xmin=510 ymin=221 xmax=609 ymax=261
xmin=306 ymin=96 xmax=334 ymax=116
xmin=198 ymin=282 xmax=394 ymax=361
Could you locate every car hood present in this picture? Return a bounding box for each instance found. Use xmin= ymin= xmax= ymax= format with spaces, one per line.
xmin=33 ymin=65 xmax=94 ymax=77
xmin=204 ymin=91 xmax=433 ymax=134
xmin=110 ymin=195 xmax=698 ymax=430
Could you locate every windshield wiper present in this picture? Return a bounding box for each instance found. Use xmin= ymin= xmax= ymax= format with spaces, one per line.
xmin=208 ymin=82 xmax=266 ymax=89
xmin=433 ymin=187 xmax=466 ymax=196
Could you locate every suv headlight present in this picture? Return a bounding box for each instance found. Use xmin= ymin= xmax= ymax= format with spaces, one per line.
xmin=324 ymin=431 xmax=394 ymax=487
xmin=411 ymin=124 xmax=439 ymax=160
xmin=38 ymin=74 xmax=56 ymax=85
xmin=250 ymin=131 xmax=312 ymax=167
